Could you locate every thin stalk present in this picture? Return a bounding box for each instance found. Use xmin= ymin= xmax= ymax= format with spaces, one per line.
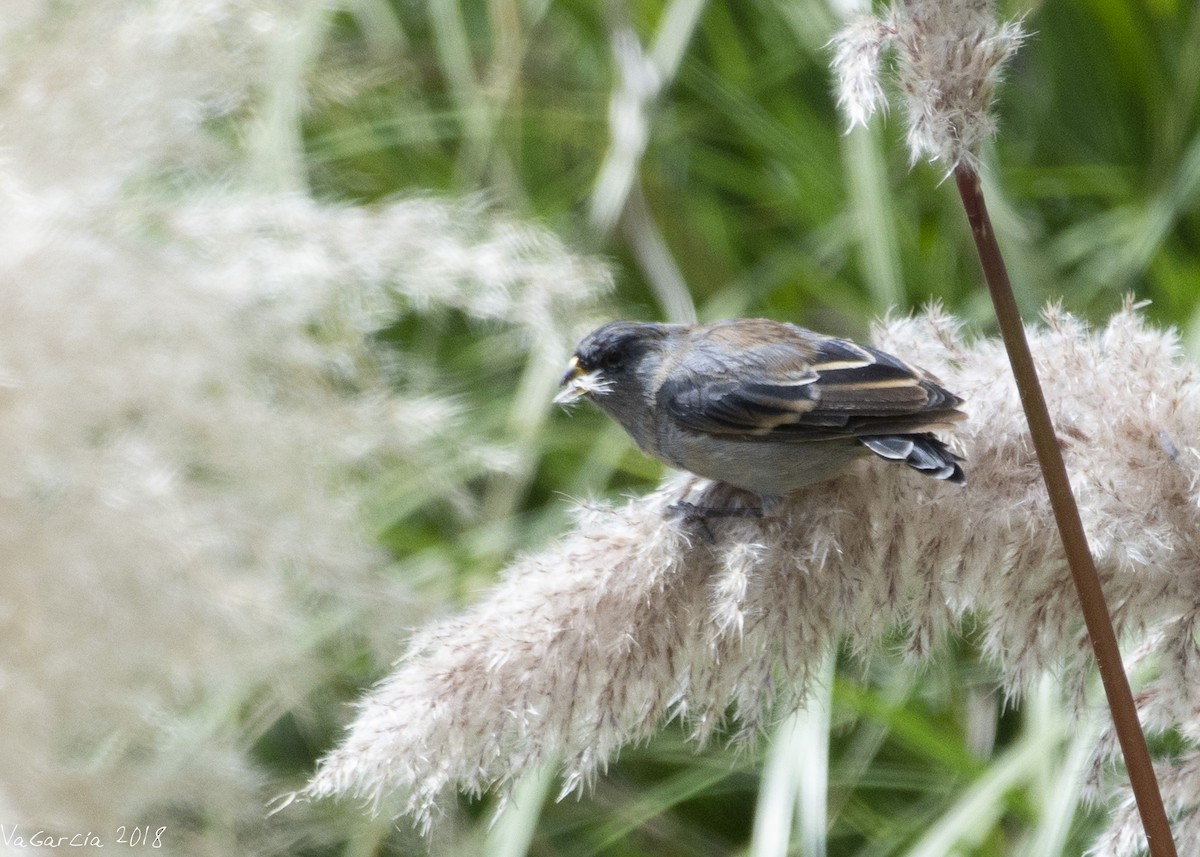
xmin=953 ymin=165 xmax=1177 ymax=857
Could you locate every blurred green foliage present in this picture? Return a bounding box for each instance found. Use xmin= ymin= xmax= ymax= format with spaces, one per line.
xmin=292 ymin=0 xmax=1200 ymax=854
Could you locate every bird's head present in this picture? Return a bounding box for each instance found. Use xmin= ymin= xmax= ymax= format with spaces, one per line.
xmin=553 ymin=321 xmax=669 ymax=406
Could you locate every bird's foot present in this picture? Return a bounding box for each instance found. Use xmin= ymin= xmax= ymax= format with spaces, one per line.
xmin=665 ymin=482 xmax=779 ymax=536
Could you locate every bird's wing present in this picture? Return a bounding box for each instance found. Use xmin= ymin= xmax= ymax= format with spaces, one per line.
xmin=660 ymin=327 xmax=963 ymax=441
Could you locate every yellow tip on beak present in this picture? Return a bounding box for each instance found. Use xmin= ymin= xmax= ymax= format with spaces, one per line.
xmin=558 ymin=355 xmax=582 ymax=386
xmin=553 ymin=356 xmax=591 ymax=405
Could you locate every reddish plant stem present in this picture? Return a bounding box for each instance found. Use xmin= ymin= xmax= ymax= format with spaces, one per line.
xmin=953 ymin=165 xmax=1176 ymax=857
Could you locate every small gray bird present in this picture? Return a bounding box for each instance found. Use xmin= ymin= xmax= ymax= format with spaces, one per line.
xmin=555 ymin=319 xmax=965 ymax=511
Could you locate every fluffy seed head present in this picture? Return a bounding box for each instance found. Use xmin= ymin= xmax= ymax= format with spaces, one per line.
xmin=831 ymin=0 xmax=1027 ymax=169
xmin=302 ymin=306 xmax=1200 ymax=853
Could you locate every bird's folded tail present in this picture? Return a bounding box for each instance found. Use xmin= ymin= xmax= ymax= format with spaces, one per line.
xmin=859 ymin=434 xmax=965 ymax=485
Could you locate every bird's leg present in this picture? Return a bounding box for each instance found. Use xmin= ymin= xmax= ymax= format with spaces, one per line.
xmin=665 ymin=481 xmax=778 ymax=520
xmin=668 ymin=500 xmax=764 ymax=519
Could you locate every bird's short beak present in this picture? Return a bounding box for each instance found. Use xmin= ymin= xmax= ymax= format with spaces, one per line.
xmin=553 ymin=356 xmax=589 ymax=405
xmin=558 ymin=355 xmax=583 ymax=387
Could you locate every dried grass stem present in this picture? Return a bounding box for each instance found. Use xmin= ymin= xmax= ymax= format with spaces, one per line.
xmin=953 ymin=164 xmax=1177 ymax=857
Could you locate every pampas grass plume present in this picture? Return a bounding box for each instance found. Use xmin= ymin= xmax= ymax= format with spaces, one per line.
xmin=831 ymin=0 xmax=1026 ymax=169
xmin=305 ymin=305 xmax=1200 ymax=853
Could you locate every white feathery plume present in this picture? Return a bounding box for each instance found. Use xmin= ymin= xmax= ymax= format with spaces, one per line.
xmin=831 ymin=0 xmax=1027 ymax=169
xmin=303 ymin=306 xmax=1200 ymax=851
xmin=0 ymin=1 xmax=610 ymax=851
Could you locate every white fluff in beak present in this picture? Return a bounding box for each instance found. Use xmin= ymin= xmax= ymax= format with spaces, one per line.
xmin=553 ymin=356 xmax=611 ymax=405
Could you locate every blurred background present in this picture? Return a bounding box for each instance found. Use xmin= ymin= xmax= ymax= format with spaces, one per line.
xmin=1 ymin=0 xmax=1197 ymax=855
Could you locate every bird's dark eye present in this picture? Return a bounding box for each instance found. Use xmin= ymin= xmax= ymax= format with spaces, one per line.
xmin=597 ymin=350 xmax=624 ymax=369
